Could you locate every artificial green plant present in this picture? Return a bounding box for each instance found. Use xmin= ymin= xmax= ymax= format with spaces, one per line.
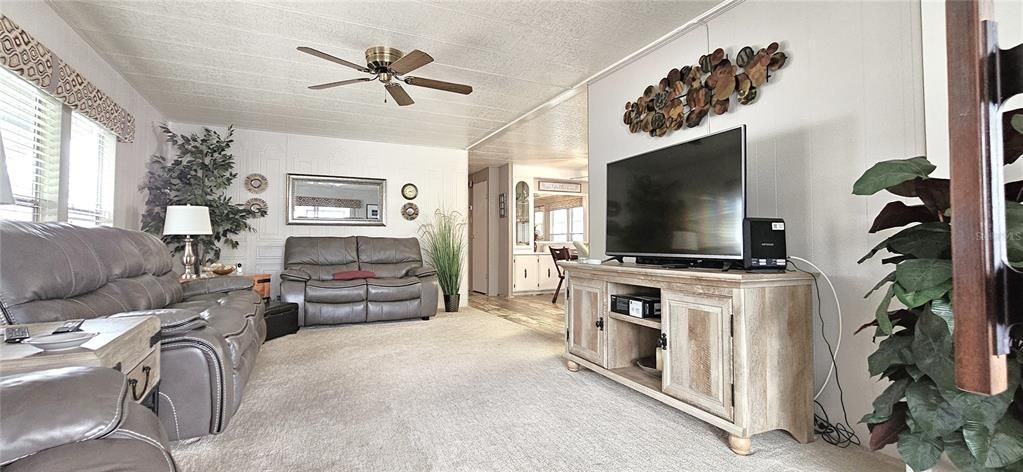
xmin=140 ymin=125 xmax=265 ymax=266
xmin=419 ymin=209 xmax=466 ymax=296
xmin=853 ymin=116 xmax=1023 ymax=471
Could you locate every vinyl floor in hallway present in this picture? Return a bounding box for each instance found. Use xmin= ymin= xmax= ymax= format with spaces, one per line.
xmin=468 ymin=293 xmax=564 ymax=340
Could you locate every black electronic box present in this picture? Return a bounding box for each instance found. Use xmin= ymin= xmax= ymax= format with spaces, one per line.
xmin=610 ymin=294 xmax=661 ymax=318
xmin=743 ymin=217 xmax=788 ymax=270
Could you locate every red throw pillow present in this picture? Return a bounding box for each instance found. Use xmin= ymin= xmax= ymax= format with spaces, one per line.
xmin=332 ymin=270 xmax=376 ymax=281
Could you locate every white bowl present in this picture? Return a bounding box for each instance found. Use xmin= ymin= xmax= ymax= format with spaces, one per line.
xmin=24 ymin=332 xmax=97 ymax=351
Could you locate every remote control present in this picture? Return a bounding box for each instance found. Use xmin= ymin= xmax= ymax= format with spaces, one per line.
xmin=4 ymin=327 xmax=30 ymax=343
xmin=52 ymin=319 xmax=85 ymax=334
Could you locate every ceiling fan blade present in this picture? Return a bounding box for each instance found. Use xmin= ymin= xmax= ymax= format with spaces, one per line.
xmin=385 ymin=83 xmax=415 ymax=106
xmin=297 ymin=46 xmax=370 ymax=73
xmin=404 ymin=76 xmax=473 ymax=95
xmin=308 ymin=77 xmax=374 ymax=90
xmin=389 ymin=49 xmax=433 ymax=75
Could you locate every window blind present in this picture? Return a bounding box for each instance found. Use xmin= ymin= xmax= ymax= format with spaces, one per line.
xmin=0 ymin=68 xmax=62 ymax=222
xmin=68 ymin=112 xmax=116 ymax=227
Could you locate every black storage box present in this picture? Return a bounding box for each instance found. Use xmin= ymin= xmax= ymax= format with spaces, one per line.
xmin=264 ymin=302 xmax=299 ymax=342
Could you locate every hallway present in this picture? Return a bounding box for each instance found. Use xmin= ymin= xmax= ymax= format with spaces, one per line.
xmin=469 ymin=294 xmax=565 ymax=340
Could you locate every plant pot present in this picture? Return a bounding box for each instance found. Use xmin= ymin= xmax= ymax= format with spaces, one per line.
xmin=443 ymin=294 xmax=460 ymax=312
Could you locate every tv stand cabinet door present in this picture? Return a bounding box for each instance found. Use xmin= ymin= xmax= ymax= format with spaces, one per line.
xmin=567 ymin=277 xmax=605 ymax=366
xmin=661 ymin=291 xmax=733 ymax=421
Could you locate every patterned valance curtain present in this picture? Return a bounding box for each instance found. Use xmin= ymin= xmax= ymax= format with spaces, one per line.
xmin=0 ymin=15 xmax=135 ymax=142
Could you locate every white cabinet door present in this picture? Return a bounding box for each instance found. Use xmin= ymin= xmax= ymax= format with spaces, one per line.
xmin=513 ymin=255 xmax=539 ymax=292
xmin=538 ymin=255 xmax=560 ymax=291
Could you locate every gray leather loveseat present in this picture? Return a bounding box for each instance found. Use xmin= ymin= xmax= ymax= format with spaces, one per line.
xmin=0 ymin=222 xmax=265 ymax=441
xmin=280 ymin=236 xmax=438 ymax=325
xmin=0 ymin=367 xmax=177 ymax=471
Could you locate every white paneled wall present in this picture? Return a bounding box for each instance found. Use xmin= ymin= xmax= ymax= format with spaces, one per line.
xmin=167 ymin=124 xmax=469 ymax=304
xmin=2 ymin=3 xmax=166 ymax=230
xmin=587 ymin=0 xmax=925 ymax=447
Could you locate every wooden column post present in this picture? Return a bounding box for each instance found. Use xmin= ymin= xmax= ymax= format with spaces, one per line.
xmin=945 ymin=0 xmax=1009 ymax=395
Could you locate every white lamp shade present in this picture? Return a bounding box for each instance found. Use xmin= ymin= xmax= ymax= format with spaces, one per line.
xmin=164 ymin=205 xmax=213 ymax=235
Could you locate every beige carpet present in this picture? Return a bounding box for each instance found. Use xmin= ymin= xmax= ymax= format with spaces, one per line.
xmin=172 ymin=308 xmax=901 ymax=471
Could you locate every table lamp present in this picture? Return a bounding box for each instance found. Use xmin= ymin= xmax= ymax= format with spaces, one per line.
xmin=163 ymin=205 xmax=212 ymax=280
xmin=0 ymin=127 xmax=14 ymax=205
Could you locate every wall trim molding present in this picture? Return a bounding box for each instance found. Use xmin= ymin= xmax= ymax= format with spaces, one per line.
xmin=0 ymin=14 xmax=135 ymax=142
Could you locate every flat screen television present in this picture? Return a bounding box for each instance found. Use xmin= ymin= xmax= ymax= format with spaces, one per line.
xmin=606 ymin=125 xmax=746 ymax=262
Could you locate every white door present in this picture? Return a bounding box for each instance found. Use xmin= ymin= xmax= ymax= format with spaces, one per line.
xmin=471 ymin=181 xmax=489 ymax=294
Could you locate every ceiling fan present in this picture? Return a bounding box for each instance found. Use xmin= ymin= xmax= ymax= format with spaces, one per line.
xmin=298 ymin=46 xmax=473 ymax=106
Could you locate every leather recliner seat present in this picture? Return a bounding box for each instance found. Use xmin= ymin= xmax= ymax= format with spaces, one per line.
xmin=0 ymin=367 xmax=178 ymax=471
xmin=280 ymin=236 xmax=439 ymax=326
xmin=0 ymin=222 xmax=265 ymax=441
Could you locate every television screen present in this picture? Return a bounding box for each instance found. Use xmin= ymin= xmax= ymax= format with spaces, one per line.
xmin=606 ymin=126 xmax=746 ymax=260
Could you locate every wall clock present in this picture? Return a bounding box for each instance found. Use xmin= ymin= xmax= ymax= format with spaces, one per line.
xmin=401 ymin=202 xmax=420 ymax=221
xmin=244 ymin=173 xmax=268 ymax=193
xmin=401 ymin=183 xmax=418 ymax=200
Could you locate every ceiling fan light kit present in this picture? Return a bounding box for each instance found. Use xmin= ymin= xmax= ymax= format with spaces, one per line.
xmin=299 ymin=46 xmax=473 ymax=106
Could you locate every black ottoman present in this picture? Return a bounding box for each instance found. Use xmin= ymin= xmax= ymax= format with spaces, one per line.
xmin=264 ymin=302 xmax=299 ymax=342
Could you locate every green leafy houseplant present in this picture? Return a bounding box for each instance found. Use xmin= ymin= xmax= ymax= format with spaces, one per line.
xmin=853 ymin=117 xmax=1023 ymax=471
xmin=140 ymin=125 xmax=265 ymax=268
xmin=419 ymin=209 xmax=466 ymax=312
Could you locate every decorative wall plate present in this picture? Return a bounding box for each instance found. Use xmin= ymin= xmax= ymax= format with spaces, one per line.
xmin=244 ymin=173 xmax=268 ymax=193
xmin=245 ymin=198 xmax=268 ymax=215
xmin=401 ymin=183 xmax=418 ymax=200
xmin=401 ymin=202 xmax=420 ymax=221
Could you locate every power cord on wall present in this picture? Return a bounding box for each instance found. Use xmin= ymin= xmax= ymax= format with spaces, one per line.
xmin=788 ymin=256 xmax=862 ymax=448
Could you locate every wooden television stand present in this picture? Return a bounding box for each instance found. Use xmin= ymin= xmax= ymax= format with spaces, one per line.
xmin=560 ymin=262 xmax=814 ymax=455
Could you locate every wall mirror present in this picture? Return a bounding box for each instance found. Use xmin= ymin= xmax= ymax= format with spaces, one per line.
xmin=514 ymin=181 xmax=531 ymax=246
xmin=286 ymin=173 xmax=386 ymax=225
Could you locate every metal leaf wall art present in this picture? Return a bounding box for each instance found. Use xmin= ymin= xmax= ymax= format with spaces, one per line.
xmin=623 ymin=42 xmax=788 ymax=137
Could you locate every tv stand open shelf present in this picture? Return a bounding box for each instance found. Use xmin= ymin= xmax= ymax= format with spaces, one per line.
xmin=561 ymin=262 xmax=814 ymax=455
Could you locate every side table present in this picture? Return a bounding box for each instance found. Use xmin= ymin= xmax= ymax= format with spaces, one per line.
xmin=0 ymin=317 xmax=161 ymax=407
xmin=250 ymin=273 xmax=272 ymax=302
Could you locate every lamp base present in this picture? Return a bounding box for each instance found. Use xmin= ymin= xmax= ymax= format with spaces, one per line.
xmin=180 ymin=236 xmax=199 ymax=280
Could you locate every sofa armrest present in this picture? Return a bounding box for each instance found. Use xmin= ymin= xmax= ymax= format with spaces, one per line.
xmin=0 ymin=367 xmax=130 ymax=466
xmin=181 ymin=276 xmax=253 ymax=298
xmin=408 ymin=266 xmax=437 ymax=278
xmin=109 ymin=309 xmax=208 ymax=336
xmin=280 ymin=268 xmax=312 ymax=282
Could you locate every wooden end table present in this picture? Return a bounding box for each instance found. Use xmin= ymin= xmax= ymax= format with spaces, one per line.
xmin=0 ymin=316 xmax=161 ymax=407
xmin=250 ymin=273 xmax=272 ymax=302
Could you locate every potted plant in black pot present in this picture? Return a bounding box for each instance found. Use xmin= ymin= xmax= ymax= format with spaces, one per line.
xmin=420 ymin=209 xmax=466 ymax=312
xmin=852 ymin=114 xmax=1023 ymax=471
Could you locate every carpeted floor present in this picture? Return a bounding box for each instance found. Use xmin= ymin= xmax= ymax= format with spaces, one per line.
xmin=172 ymin=308 xmax=901 ymax=471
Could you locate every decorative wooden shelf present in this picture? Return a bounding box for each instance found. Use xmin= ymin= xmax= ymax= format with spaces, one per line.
xmin=611 ymin=365 xmax=662 ymax=391
xmin=608 ymin=312 xmax=662 ymax=330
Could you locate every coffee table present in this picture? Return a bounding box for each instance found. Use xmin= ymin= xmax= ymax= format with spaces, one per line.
xmin=0 ymin=316 xmax=161 ymax=405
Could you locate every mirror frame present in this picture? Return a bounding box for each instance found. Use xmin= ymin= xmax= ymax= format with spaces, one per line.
xmin=286 ymin=173 xmax=387 ymax=226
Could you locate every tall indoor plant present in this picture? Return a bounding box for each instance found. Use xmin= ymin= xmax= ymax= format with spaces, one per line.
xmin=852 ymin=116 xmax=1023 ymax=471
xmin=420 ymin=209 xmax=466 ymax=312
xmin=140 ymin=125 xmax=265 ymax=270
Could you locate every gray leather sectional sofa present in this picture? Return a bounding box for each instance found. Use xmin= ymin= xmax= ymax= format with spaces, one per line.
xmin=0 ymin=367 xmax=177 ymax=471
xmin=280 ymin=236 xmax=439 ymax=325
xmin=0 ymin=222 xmax=265 ymax=441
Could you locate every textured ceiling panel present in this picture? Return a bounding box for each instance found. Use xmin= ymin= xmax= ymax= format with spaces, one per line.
xmin=469 ymin=88 xmax=588 ymax=173
xmin=47 ymin=0 xmax=717 ymax=164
